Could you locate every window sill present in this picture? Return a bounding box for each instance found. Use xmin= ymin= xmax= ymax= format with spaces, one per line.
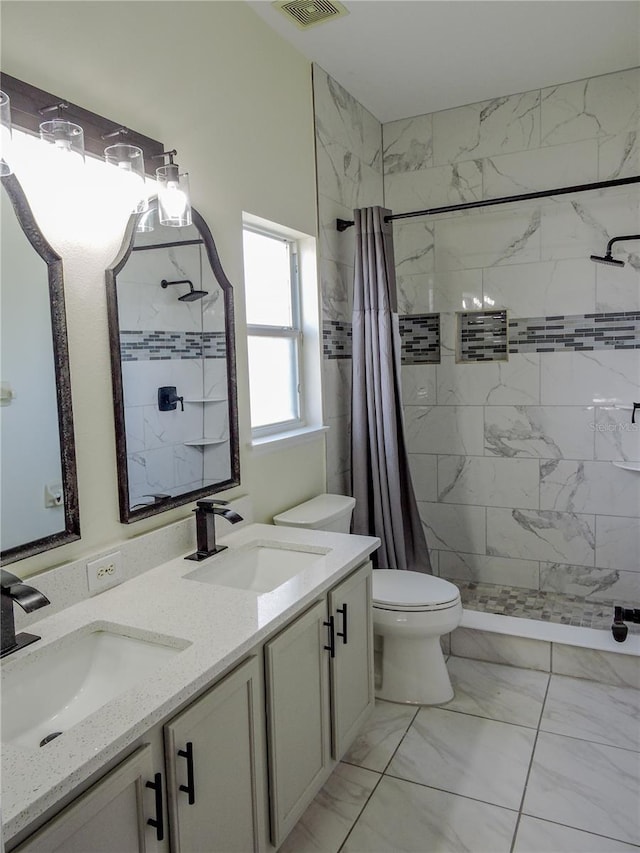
xmin=249 ymin=425 xmax=329 ymax=456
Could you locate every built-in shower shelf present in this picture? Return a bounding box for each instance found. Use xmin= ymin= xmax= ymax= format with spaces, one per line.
xmin=184 ymin=397 xmax=227 ymax=403
xmin=184 ymin=438 xmax=229 ymax=447
xmin=612 ymin=461 xmax=640 ymax=472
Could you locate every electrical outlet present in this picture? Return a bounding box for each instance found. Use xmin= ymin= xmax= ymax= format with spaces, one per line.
xmin=87 ymin=551 xmax=123 ymax=595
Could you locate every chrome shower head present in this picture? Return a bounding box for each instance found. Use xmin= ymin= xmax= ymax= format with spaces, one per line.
xmin=161 ymin=278 xmax=209 ymax=302
xmin=590 ymin=253 xmax=625 ymax=267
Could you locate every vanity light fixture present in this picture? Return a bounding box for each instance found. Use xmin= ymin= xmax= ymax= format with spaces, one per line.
xmin=38 ymin=102 xmax=85 ymax=161
xmin=155 ymin=149 xmax=191 ymax=227
xmin=0 ymin=90 xmax=12 ymax=175
xmin=103 ymin=129 xmax=149 ymax=214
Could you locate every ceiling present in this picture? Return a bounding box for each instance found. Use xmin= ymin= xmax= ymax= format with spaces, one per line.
xmin=247 ymin=1 xmax=640 ymax=123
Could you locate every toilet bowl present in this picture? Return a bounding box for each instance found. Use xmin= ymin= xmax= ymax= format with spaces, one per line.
xmin=372 ymin=570 xmax=462 ymax=705
xmin=273 ymin=493 xmax=461 ymax=705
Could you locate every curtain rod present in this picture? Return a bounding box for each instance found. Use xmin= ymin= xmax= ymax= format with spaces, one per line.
xmin=336 ymin=175 xmax=640 ymax=232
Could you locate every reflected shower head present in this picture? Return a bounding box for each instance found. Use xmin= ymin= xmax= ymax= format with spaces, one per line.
xmin=179 ymin=287 xmax=209 ymax=302
xmin=161 ymin=278 xmax=209 ymax=302
xmin=590 ymin=253 xmax=625 ymax=267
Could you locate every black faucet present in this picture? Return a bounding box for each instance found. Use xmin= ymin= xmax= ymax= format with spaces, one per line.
xmin=185 ymin=499 xmax=243 ymax=562
xmin=612 ymin=605 xmax=640 ymax=642
xmin=1 ymin=570 xmax=50 ymax=658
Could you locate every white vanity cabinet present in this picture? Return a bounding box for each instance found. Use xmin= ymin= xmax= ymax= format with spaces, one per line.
xmin=12 ymin=745 xmax=162 ymax=853
xmin=328 ymin=561 xmax=374 ymax=758
xmin=7 ymin=559 xmax=374 ymax=853
xmin=265 ymin=560 xmax=373 ymax=847
xmin=163 ymin=655 xmax=267 ymax=853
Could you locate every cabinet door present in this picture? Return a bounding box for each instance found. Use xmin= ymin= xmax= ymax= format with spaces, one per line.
xmin=164 ymin=655 xmax=266 ymax=853
xmin=264 ymin=599 xmax=331 ymax=848
xmin=12 ymin=745 xmax=160 ymax=853
xmin=328 ymin=561 xmax=374 ymax=758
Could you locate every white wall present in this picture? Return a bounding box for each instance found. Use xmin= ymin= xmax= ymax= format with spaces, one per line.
xmin=1 ymin=1 xmax=326 ymax=576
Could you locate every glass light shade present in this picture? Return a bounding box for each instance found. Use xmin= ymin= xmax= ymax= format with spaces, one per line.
xmin=39 ymin=118 xmax=85 ymax=161
xmin=136 ymin=206 xmax=155 ymax=233
xmin=104 ymin=143 xmax=148 ymax=214
xmin=0 ymin=90 xmax=12 ymax=176
xmin=156 ymin=163 xmax=191 ymax=227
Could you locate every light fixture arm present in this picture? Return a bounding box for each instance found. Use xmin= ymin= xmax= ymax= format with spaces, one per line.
xmin=38 ymin=102 xmax=69 ymax=119
xmin=101 ymin=126 xmax=131 ymax=141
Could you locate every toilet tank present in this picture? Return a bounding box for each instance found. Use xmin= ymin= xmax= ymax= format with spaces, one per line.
xmin=273 ymin=494 xmax=356 ymax=534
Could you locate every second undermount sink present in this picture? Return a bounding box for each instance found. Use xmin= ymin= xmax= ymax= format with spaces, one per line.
xmin=183 ymin=540 xmax=331 ymax=593
xmin=1 ymin=626 xmax=187 ymax=750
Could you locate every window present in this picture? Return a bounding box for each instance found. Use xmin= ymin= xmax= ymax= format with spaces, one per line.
xmin=243 ymin=225 xmax=304 ymax=436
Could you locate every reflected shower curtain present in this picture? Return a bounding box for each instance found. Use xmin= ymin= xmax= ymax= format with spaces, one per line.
xmin=350 ymin=206 xmax=432 ymax=573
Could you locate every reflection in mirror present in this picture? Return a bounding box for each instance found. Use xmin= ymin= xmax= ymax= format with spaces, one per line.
xmin=106 ymin=198 xmax=239 ymax=522
xmin=0 ymin=173 xmax=80 ymax=563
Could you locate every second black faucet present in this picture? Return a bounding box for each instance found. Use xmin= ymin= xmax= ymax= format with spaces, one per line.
xmin=185 ymin=499 xmax=243 ymax=562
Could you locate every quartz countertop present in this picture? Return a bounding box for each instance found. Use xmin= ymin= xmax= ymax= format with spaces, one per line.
xmin=1 ymin=523 xmax=380 ymax=842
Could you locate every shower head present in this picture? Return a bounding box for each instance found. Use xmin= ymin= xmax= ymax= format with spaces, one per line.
xmin=161 ymin=279 xmax=209 ymax=302
xmin=590 ymin=234 xmax=640 ymax=268
xmin=179 ymin=287 xmax=209 ymax=302
xmin=590 ymin=253 xmax=625 ymax=267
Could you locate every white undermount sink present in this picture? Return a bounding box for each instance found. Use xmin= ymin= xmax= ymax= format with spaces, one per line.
xmin=1 ymin=626 xmax=186 ymax=750
xmin=183 ymin=539 xmax=331 ymax=593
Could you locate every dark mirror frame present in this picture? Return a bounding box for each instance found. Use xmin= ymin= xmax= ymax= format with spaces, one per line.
xmin=0 ymin=173 xmax=81 ymax=564
xmin=105 ymin=199 xmax=240 ymax=523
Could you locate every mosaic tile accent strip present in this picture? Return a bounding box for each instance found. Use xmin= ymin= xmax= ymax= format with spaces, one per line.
xmin=120 ymin=330 xmax=226 ymax=361
xmin=455 ymin=580 xmax=640 ymax=634
xmin=399 ymin=313 xmax=440 ymax=364
xmin=323 ymin=319 xmax=352 ymax=359
xmin=458 ymin=310 xmax=508 ymax=362
xmin=509 ymin=311 xmax=640 ymax=354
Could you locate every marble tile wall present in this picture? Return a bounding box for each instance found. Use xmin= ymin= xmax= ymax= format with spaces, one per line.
xmin=314 ymin=65 xmax=639 ymax=606
xmin=313 ymin=65 xmax=384 ymax=492
xmin=384 ymin=66 xmax=640 ymax=602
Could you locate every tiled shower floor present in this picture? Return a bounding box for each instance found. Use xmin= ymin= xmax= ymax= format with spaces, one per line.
xmin=456 ymin=580 xmax=639 ymax=633
xmin=281 ymin=658 xmax=640 ymax=853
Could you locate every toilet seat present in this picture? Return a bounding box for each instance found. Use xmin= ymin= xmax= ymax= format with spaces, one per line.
xmin=372 ymin=569 xmax=460 ymax=612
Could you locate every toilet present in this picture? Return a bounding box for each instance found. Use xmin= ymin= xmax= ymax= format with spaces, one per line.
xmin=273 ymin=493 xmax=462 ymax=705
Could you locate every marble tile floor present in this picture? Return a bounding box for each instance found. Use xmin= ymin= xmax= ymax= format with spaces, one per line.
xmin=281 ymin=657 xmax=640 ymax=853
xmin=457 ymin=581 xmax=640 ymax=634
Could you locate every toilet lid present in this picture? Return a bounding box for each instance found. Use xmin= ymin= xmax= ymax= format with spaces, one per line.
xmin=372 ymin=569 xmax=460 ymax=610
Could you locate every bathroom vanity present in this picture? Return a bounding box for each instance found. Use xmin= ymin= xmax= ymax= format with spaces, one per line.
xmin=1 ymin=524 xmax=379 ymax=852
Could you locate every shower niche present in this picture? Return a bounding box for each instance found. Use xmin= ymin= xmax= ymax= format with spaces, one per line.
xmin=106 ymin=198 xmax=239 ymax=522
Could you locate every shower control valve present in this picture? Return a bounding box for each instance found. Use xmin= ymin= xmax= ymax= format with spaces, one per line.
xmin=158 ymin=386 xmax=184 ymax=412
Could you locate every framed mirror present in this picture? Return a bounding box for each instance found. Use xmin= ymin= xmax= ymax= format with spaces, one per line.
xmin=0 ymin=173 xmax=80 ymax=563
xmin=106 ymin=198 xmax=240 ymax=522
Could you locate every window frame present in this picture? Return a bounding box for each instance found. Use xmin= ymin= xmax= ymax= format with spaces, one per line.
xmin=243 ymin=224 xmax=306 ymax=438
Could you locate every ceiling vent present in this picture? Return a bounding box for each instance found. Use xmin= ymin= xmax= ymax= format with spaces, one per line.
xmin=272 ymin=0 xmax=349 ymax=30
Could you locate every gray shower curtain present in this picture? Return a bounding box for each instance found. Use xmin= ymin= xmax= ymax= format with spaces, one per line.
xmin=350 ymin=206 xmax=432 ymax=573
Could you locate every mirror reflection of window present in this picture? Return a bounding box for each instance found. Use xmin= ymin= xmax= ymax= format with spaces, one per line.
xmin=0 ymin=173 xmax=79 ymax=562
xmin=0 ymin=184 xmax=63 ymax=549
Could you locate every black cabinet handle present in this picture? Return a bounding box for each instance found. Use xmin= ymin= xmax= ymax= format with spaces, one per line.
xmin=178 ymin=741 xmax=196 ymax=805
xmin=145 ymin=772 xmax=164 ymax=842
xmin=336 ymin=603 xmax=348 ymax=645
xmin=323 ymin=616 xmax=335 ymax=658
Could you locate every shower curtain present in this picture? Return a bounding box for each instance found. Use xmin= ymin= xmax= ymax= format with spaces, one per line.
xmin=350 ymin=206 xmax=432 ymax=573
